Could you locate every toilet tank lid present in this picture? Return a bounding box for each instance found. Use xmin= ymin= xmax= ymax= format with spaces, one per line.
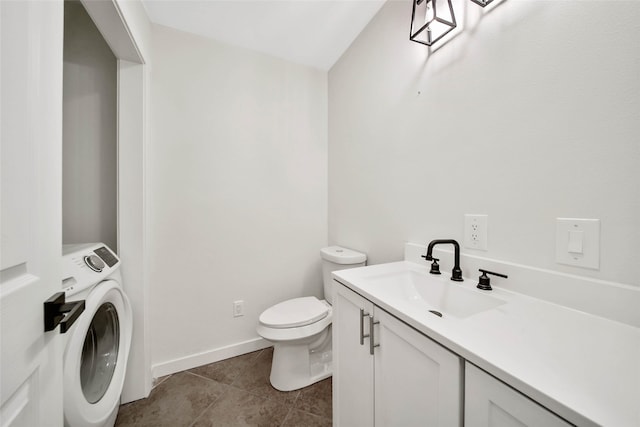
xmin=320 ymin=246 xmax=367 ymax=264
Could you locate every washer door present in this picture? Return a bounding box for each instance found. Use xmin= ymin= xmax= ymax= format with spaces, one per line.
xmin=64 ymin=280 xmax=132 ymax=427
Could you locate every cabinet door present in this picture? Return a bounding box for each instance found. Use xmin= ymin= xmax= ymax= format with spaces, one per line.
xmin=465 ymin=363 xmax=571 ymax=427
xmin=333 ymin=282 xmax=375 ymax=427
xmin=374 ymin=308 xmax=463 ymax=427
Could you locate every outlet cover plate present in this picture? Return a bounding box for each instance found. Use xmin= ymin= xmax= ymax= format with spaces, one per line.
xmin=464 ymin=214 xmax=488 ymax=251
xmin=233 ymin=300 xmax=244 ymax=317
xmin=555 ymin=218 xmax=600 ymax=269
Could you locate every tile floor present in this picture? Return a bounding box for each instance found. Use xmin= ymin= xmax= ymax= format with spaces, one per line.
xmin=115 ymin=347 xmax=332 ymax=427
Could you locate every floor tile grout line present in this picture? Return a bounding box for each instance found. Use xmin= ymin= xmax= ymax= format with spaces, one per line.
xmin=184 ymin=369 xmax=230 ymax=384
xmin=184 ymin=375 xmax=300 ymax=427
xmin=179 ymin=370 xmax=238 ymax=427
xmin=187 ymin=351 xmax=301 ymax=404
xmin=279 ymin=406 xmax=295 ymax=427
xmin=300 ymin=408 xmax=333 ymax=423
xmin=185 ymin=364 xmax=304 ymax=417
xmin=183 ymin=368 xmax=268 ymax=393
xmin=187 ymin=395 xmax=219 ymax=427
xmin=171 ymin=347 xmax=269 ymax=386
xmin=290 ymin=389 xmax=301 ymax=407
xmin=228 ymin=382 xmax=287 ymax=404
xmin=151 ymin=373 xmax=172 ymax=390
xmin=186 ymin=380 xmax=233 ymax=427
xmin=252 ymin=348 xmax=266 ymax=361
xmin=281 ymin=407 xmax=333 ymax=426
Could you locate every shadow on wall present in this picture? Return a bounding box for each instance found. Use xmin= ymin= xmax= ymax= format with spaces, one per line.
xmin=414 ymin=0 xmax=541 ymax=67
xmin=63 ymin=0 xmax=118 ymax=251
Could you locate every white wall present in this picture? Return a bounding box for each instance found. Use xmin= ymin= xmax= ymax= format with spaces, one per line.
xmin=149 ymin=24 xmax=328 ymax=369
xmin=63 ymin=0 xmax=117 ymax=251
xmin=329 ymin=0 xmax=640 ymax=287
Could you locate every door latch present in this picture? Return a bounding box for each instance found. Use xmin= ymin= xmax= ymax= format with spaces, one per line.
xmin=44 ymin=292 xmax=85 ymax=333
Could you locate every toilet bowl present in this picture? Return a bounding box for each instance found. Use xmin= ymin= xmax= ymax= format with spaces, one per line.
xmin=256 ymin=246 xmax=366 ymax=391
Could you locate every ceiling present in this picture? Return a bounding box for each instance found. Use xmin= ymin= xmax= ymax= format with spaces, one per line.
xmin=142 ymin=0 xmax=387 ymax=70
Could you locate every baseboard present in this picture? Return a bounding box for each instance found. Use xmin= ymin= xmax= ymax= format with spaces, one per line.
xmin=151 ymin=337 xmax=272 ymax=379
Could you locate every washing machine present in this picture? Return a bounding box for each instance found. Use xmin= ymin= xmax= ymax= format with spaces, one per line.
xmin=61 ymin=243 xmax=133 ymax=427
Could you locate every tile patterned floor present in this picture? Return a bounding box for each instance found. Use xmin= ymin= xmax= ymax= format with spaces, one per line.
xmin=115 ymin=348 xmax=332 ymax=427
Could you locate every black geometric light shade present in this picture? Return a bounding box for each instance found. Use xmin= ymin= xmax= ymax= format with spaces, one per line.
xmin=469 ymin=0 xmax=495 ymax=7
xmin=410 ymin=0 xmax=456 ymax=46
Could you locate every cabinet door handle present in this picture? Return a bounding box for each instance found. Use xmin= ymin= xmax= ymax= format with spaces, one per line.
xmin=360 ymin=308 xmax=370 ymax=345
xmin=369 ymin=315 xmax=380 ymax=355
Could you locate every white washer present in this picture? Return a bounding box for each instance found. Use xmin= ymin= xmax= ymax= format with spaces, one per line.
xmin=62 ymin=243 xmax=132 ymax=427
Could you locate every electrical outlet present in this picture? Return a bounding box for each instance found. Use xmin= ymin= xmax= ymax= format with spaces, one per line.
xmin=464 ymin=214 xmax=488 ymax=251
xmin=233 ymin=300 xmax=244 ymax=317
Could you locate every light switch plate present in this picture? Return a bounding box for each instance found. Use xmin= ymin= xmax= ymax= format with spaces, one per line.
xmin=555 ymin=218 xmax=600 ymax=269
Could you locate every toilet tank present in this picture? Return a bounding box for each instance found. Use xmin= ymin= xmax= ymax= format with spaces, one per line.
xmin=320 ymin=246 xmax=367 ymax=304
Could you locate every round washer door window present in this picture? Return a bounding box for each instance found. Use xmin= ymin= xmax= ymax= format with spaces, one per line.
xmin=80 ymin=302 xmax=120 ymax=404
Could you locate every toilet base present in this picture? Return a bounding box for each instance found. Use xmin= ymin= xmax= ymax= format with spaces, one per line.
xmin=269 ymin=328 xmax=332 ymax=391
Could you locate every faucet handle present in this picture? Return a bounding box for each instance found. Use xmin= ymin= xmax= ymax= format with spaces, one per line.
xmin=429 ymin=258 xmax=441 ymax=275
xmin=477 ymin=269 xmax=508 ymax=291
xmin=421 ymin=253 xmax=441 ymax=275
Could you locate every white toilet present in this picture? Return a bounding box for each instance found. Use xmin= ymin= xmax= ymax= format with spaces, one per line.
xmin=256 ymin=246 xmax=366 ymax=391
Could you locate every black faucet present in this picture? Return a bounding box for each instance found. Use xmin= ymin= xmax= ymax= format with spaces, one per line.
xmin=423 ymin=239 xmax=463 ymax=282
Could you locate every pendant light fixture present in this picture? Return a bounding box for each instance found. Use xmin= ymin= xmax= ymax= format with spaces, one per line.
xmin=410 ymin=0 xmax=456 ymax=46
xmin=470 ymin=0 xmax=495 ymax=7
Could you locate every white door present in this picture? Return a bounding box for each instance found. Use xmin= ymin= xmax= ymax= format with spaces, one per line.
xmin=332 ymin=283 xmax=375 ymax=427
xmin=1 ymin=1 xmax=65 ymax=426
xmin=373 ymin=308 xmax=463 ymax=427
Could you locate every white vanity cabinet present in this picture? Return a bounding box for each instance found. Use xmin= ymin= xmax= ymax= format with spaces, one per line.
xmin=464 ymin=363 xmax=572 ymax=427
xmin=333 ymin=281 xmax=375 ymax=426
xmin=333 ymin=282 xmax=463 ymax=427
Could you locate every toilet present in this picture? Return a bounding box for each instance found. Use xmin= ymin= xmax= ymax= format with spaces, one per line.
xmin=256 ymin=246 xmax=367 ymax=391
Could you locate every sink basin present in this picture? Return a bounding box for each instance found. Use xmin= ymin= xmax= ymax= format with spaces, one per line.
xmin=367 ymin=270 xmax=506 ymax=319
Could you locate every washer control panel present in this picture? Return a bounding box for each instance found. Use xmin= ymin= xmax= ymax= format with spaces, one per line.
xmin=84 ymin=254 xmax=106 ymax=272
xmin=93 ymin=246 xmax=118 ymax=267
xmin=62 ymin=243 xmax=120 ymax=295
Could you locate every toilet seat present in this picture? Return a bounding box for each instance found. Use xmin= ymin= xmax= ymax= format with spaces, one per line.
xmin=259 ymin=297 xmax=329 ymax=329
xmin=257 ymin=298 xmax=332 ymax=342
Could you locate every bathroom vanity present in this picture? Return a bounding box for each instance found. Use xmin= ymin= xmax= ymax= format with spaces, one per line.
xmin=331 ymin=250 xmax=640 ymax=427
xmin=333 ymin=284 xmax=463 ymax=426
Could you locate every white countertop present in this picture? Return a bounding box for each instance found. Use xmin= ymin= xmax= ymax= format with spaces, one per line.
xmin=333 ymin=261 xmax=640 ymax=427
